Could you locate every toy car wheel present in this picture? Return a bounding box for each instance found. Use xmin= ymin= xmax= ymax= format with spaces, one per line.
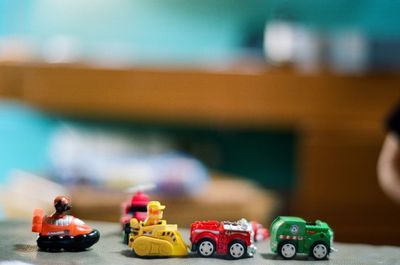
xmin=228 ymin=240 xmax=247 ymax=259
xmin=311 ymin=242 xmax=329 ymax=260
xmin=197 ymin=239 xmax=216 ymax=257
xmin=279 ymin=242 xmax=297 ymax=259
xmin=123 ymin=223 xmax=130 ymax=244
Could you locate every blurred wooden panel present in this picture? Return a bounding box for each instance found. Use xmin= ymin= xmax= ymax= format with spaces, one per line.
xmin=0 ymin=64 xmax=24 ymax=98
xmin=294 ymin=127 xmax=400 ymax=245
xmin=18 ymin=64 xmax=399 ymax=128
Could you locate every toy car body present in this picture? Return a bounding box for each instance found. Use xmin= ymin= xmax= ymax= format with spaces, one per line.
xmin=32 ymin=209 xmax=100 ymax=251
xmin=270 ymin=216 xmax=334 ymax=260
xmin=128 ymin=219 xmax=188 ymax=257
xmin=190 ymin=219 xmax=256 ymax=259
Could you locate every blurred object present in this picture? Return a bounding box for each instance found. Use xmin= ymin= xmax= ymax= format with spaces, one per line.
xmin=377 ymin=133 xmax=400 ymax=204
xmin=0 ymin=170 xmax=68 ymax=219
xmin=292 ymin=27 xmax=322 ymax=73
xmin=121 ymin=186 xmax=152 ymax=224
xmin=264 ymin=20 xmax=322 ymax=73
xmin=250 ymin=221 xmax=269 ymax=242
xmin=264 ymin=20 xmax=297 ymax=65
xmin=328 ymin=29 xmax=369 ymax=74
xmin=0 ymin=36 xmax=36 ymax=63
xmin=41 ymin=35 xmax=81 ymax=64
xmin=126 ymin=183 xmax=156 ymax=194
xmin=120 ymin=186 xmax=152 ymax=243
xmin=49 ymin=125 xmax=209 ymax=195
xmin=70 ymin=173 xmax=278 ymax=227
xmin=87 ymin=41 xmax=135 ymax=68
xmin=370 ymin=39 xmax=400 ymax=72
xmin=377 ymin=102 xmax=400 ymax=204
xmin=264 ymin=22 xmax=372 ymax=74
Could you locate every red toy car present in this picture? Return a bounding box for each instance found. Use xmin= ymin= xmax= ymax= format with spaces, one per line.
xmin=190 ymin=219 xmax=256 ymax=259
xmin=120 ymin=191 xmax=149 ymax=244
xmin=250 ymin=221 xmax=269 ymax=242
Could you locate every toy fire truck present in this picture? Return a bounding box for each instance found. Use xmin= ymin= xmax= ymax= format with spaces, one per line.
xmin=190 ymin=219 xmax=256 ymax=259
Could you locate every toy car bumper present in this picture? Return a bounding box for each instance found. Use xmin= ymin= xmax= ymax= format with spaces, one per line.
xmin=247 ymin=244 xmax=257 ymax=256
xmin=37 ymin=229 xmax=100 ymax=251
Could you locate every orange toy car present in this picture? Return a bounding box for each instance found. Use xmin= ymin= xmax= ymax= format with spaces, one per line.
xmin=32 ymin=196 xmax=100 ymax=251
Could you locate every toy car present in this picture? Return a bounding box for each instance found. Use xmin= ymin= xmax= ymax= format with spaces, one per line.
xmin=128 ymin=201 xmax=188 ymax=257
xmin=32 ymin=196 xmax=100 ymax=251
xmin=250 ymin=221 xmax=269 ymax=242
xmin=190 ymin=219 xmax=256 ymax=259
xmin=120 ymin=190 xmax=149 ymax=243
xmin=270 ymin=216 xmax=334 ymax=260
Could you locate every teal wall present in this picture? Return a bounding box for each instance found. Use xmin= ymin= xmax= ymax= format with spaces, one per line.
xmin=1 ymin=0 xmax=399 ymax=63
xmin=0 ymin=102 xmax=56 ymax=183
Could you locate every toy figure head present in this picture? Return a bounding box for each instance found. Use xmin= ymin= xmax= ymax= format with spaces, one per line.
xmin=147 ymin=201 xmax=165 ymax=220
xmin=54 ymin=195 xmax=71 ymax=214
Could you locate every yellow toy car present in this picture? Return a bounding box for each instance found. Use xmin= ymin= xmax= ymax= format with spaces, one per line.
xmin=128 ymin=201 xmax=189 ymax=257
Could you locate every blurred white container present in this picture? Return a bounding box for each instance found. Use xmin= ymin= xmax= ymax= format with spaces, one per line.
xmin=328 ymin=29 xmax=369 ymax=74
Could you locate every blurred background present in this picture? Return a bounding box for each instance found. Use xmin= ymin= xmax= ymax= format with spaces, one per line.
xmin=0 ymin=0 xmax=399 ymax=245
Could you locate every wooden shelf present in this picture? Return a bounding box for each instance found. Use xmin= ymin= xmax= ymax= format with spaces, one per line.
xmin=1 ymin=63 xmax=398 ymax=129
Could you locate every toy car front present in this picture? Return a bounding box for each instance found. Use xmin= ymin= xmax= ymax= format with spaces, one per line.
xmin=247 ymin=244 xmax=257 ymax=257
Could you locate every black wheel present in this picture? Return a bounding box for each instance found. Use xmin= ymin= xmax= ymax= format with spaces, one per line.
xmin=278 ymin=241 xmax=297 ymax=259
xmin=228 ymin=240 xmax=247 ymax=259
xmin=197 ymin=238 xmax=216 ymax=257
xmin=37 ymin=229 xmax=100 ymax=251
xmin=311 ymin=242 xmax=329 ymax=260
xmin=123 ymin=223 xmax=130 ymax=244
xmin=37 ymin=236 xmax=62 ymax=251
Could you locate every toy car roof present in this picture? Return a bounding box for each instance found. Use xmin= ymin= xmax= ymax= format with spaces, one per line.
xmin=273 ymin=216 xmax=305 ymax=223
xmin=222 ymin=220 xmax=250 ymax=232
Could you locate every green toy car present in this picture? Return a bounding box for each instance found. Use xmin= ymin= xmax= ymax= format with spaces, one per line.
xmin=270 ymin=216 xmax=334 ymax=260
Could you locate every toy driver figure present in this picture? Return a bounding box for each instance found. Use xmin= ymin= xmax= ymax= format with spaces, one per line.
xmin=144 ymin=201 xmax=165 ymax=226
xmin=129 ymin=201 xmax=166 ymax=238
xmin=51 ymin=195 xmax=72 ymax=219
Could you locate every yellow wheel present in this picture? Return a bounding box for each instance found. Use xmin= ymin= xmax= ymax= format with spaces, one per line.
xmin=132 ymin=237 xmax=151 ymax=256
xmin=133 ymin=236 xmax=173 ymax=257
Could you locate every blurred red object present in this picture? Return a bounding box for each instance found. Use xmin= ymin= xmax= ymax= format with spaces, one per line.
xmin=251 ymin=221 xmax=269 ymax=242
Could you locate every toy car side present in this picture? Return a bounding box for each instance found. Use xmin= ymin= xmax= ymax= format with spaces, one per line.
xmin=190 ymin=221 xmax=220 ymax=257
xmin=190 ymin=220 xmax=255 ymax=259
xmin=270 ymin=216 xmax=333 ymax=260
